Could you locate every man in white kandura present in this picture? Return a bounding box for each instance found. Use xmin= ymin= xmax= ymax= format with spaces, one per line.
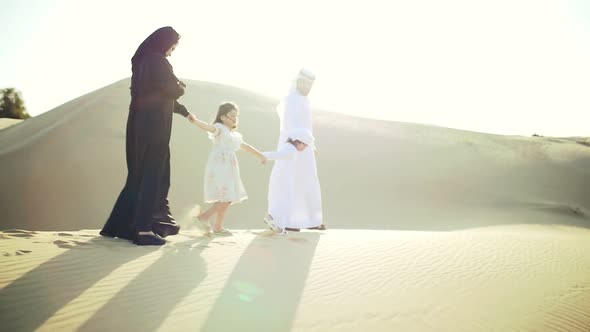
xmin=263 ymin=69 xmax=325 ymax=232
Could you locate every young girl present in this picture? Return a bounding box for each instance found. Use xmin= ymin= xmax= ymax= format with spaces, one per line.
xmin=190 ymin=102 xmax=267 ymax=236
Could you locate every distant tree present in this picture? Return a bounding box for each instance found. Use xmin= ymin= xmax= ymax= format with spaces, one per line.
xmin=0 ymin=88 xmax=30 ymax=119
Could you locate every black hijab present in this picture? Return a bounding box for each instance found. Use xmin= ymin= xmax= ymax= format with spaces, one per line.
xmin=131 ymin=26 xmax=180 ymax=67
xmin=130 ymin=27 xmax=181 ymax=96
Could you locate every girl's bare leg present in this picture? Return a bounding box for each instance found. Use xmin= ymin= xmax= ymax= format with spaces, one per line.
xmin=198 ymin=202 xmax=222 ymax=221
xmin=212 ymin=202 xmax=231 ymax=232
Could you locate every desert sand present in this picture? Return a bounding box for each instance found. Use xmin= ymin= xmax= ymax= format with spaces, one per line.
xmin=1 ymin=79 xmax=590 ymax=331
xmin=0 ymin=118 xmax=23 ymax=130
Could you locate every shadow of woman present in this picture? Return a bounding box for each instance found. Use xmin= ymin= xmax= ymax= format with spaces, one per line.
xmin=77 ymin=236 xmax=210 ymax=331
xmin=0 ymin=237 xmax=155 ymax=332
xmin=200 ymin=232 xmax=321 ymax=332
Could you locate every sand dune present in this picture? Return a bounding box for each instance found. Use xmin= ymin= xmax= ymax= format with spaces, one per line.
xmin=1 ymin=79 xmax=590 ymax=331
xmin=0 ymin=118 xmax=23 ymax=130
xmin=1 ymin=78 xmax=589 ymax=232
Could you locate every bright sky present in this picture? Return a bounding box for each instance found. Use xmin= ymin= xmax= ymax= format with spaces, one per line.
xmin=1 ymin=0 xmax=589 ymax=136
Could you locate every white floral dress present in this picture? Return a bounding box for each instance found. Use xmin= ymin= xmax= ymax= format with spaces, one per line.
xmin=203 ymin=123 xmax=247 ymax=204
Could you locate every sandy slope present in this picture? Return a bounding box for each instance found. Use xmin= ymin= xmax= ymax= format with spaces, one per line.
xmin=0 ymin=118 xmax=23 ymax=130
xmin=0 ymin=78 xmax=589 ymax=232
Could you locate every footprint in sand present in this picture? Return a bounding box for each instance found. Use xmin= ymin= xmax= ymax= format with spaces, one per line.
xmin=53 ymin=240 xmax=75 ymax=249
xmin=2 ymin=250 xmax=33 ymax=256
xmin=216 ymin=241 xmax=237 ymax=246
xmin=530 ymin=202 xmax=587 ymax=218
xmin=53 ymin=240 xmax=97 ymax=249
xmin=2 ymin=230 xmax=37 ymax=238
xmin=572 ymin=207 xmax=585 ymax=216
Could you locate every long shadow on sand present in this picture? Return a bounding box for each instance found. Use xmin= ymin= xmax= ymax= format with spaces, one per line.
xmin=0 ymin=236 xmax=153 ymax=331
xmin=78 ymin=236 xmax=210 ymax=331
xmin=200 ymin=232 xmax=321 ymax=332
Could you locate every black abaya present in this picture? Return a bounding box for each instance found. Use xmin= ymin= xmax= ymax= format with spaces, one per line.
xmin=101 ymin=28 xmax=189 ymax=240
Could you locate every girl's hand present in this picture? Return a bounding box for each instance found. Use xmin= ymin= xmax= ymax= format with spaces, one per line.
xmin=187 ymin=113 xmax=198 ymax=123
xmin=260 ymin=155 xmax=268 ymax=165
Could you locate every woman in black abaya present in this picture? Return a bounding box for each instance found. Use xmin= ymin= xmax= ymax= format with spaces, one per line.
xmin=101 ymin=26 xmax=195 ymax=245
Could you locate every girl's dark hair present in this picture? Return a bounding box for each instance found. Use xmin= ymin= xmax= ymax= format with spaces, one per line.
xmin=213 ymin=102 xmax=239 ymax=129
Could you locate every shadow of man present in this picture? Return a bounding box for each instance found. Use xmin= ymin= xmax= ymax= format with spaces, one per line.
xmin=200 ymin=232 xmax=321 ymax=332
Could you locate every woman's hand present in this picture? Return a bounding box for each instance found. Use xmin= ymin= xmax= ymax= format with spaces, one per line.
xmin=187 ymin=113 xmax=197 ymax=123
xmin=260 ymin=155 xmax=268 ymax=165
